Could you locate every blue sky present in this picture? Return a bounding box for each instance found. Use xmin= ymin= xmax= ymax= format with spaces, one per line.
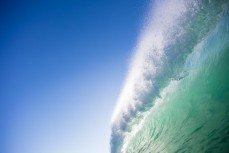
xmin=0 ymin=0 xmax=147 ymax=153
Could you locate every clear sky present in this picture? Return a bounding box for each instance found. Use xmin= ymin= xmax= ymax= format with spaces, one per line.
xmin=0 ymin=0 xmax=147 ymax=153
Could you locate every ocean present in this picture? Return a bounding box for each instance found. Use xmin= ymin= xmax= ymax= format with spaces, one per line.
xmin=110 ymin=0 xmax=229 ymax=152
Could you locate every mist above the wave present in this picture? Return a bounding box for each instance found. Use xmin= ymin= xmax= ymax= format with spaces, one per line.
xmin=111 ymin=0 xmax=187 ymax=125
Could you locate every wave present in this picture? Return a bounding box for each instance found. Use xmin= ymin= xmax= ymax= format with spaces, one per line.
xmin=110 ymin=0 xmax=229 ymax=153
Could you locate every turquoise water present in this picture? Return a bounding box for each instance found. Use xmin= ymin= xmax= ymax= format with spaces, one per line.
xmin=111 ymin=0 xmax=229 ymax=153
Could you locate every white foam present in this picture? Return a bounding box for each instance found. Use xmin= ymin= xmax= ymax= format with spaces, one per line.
xmin=111 ymin=0 xmax=187 ymax=126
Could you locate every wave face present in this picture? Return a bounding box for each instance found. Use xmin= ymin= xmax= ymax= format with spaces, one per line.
xmin=110 ymin=0 xmax=229 ymax=152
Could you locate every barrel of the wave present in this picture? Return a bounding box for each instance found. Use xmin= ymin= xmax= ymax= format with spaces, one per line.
xmin=110 ymin=0 xmax=229 ymax=153
xmin=124 ymin=10 xmax=229 ymax=153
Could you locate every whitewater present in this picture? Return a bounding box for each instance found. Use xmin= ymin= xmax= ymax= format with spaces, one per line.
xmin=110 ymin=0 xmax=229 ymax=153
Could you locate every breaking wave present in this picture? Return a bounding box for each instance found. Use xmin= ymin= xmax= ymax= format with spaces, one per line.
xmin=110 ymin=0 xmax=229 ymax=152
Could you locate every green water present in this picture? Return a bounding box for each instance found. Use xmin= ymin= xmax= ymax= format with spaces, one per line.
xmin=110 ymin=1 xmax=229 ymax=153
xmin=125 ymin=14 xmax=229 ymax=153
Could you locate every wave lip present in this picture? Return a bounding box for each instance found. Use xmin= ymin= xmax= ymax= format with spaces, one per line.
xmin=112 ymin=0 xmax=187 ymax=127
xmin=110 ymin=0 xmax=229 ymax=153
